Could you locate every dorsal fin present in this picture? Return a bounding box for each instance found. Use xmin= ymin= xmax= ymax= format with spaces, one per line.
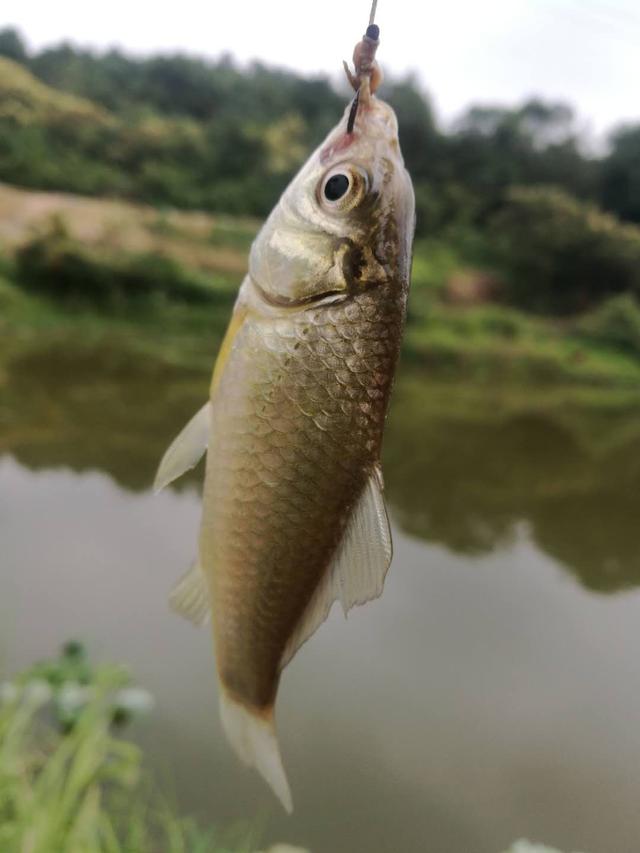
xmin=280 ymin=466 xmax=392 ymax=670
xmin=153 ymin=402 xmax=211 ymax=493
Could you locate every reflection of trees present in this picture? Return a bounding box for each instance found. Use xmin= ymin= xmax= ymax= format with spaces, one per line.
xmin=384 ymin=378 xmax=640 ymax=593
xmin=0 ymin=342 xmax=208 ymax=492
xmin=4 ymin=344 xmax=640 ymax=594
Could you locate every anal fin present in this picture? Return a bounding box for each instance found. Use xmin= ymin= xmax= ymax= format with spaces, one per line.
xmin=154 ymin=402 xmax=211 ymax=493
xmin=169 ymin=561 xmax=210 ymax=627
xmin=280 ymin=465 xmax=393 ymax=670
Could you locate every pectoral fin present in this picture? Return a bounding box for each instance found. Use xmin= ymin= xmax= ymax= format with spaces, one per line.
xmin=280 ymin=465 xmax=393 ymax=670
xmin=153 ymin=402 xmax=211 ymax=493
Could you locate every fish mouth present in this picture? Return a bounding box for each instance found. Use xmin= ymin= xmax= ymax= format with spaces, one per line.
xmin=320 ymin=96 xmax=400 ymax=166
xmin=356 ymin=97 xmax=399 ymax=142
xmin=250 ymin=276 xmax=348 ymax=310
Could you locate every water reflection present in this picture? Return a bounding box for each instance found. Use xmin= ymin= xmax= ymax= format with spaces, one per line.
xmin=4 ymin=341 xmax=640 ymax=594
xmin=4 ymin=341 xmax=640 ymax=851
xmin=0 ymin=341 xmax=209 ymax=491
xmin=385 ymin=378 xmax=640 ymax=593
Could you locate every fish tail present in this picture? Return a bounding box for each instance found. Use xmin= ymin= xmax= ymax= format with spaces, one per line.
xmin=219 ymin=687 xmax=293 ymax=813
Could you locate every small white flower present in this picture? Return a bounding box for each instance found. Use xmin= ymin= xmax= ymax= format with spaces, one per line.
xmin=262 ymin=847 xmax=310 ymax=853
xmin=505 ymin=842 xmax=586 ymax=853
xmin=114 ymin=687 xmax=155 ymax=715
xmin=57 ymin=682 xmax=93 ymax=715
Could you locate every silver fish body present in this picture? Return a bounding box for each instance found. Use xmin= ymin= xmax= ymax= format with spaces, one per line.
xmin=156 ymin=94 xmax=414 ymax=810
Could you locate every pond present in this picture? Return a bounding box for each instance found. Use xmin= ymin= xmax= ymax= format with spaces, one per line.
xmin=2 ymin=341 xmax=640 ymax=853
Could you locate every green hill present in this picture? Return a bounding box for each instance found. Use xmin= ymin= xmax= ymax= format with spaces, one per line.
xmin=0 ymin=27 xmax=610 ymax=231
xmin=0 ymin=56 xmax=110 ymax=125
xmin=0 ymin=46 xmax=332 ymax=212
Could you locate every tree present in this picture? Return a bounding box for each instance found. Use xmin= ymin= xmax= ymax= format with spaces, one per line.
xmin=601 ymin=124 xmax=640 ymax=224
xmin=490 ymin=186 xmax=640 ymax=315
xmin=0 ymin=28 xmax=28 ymax=63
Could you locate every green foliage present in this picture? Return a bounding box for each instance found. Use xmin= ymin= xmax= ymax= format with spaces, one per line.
xmin=0 ymin=55 xmax=109 ymax=124
xmin=600 ymin=123 xmax=640 ymax=224
xmin=13 ymin=642 xmax=154 ymax=733
xmin=0 ymin=29 xmax=611 ymax=233
xmin=15 ymin=217 xmax=229 ymax=307
xmin=0 ymin=36 xmax=349 ymax=216
xmin=450 ymin=100 xmax=593 ymax=195
xmin=0 ymin=53 xmax=306 ymax=215
xmin=0 ymin=647 xmax=255 ymax=852
xmin=575 ymin=294 xmax=640 ymax=357
xmin=3 ymin=25 xmax=640 ymax=240
xmin=490 ymin=187 xmax=640 ymax=315
xmin=5 ymin=215 xmax=640 ymax=399
xmin=3 ymin=27 xmax=640 ymax=351
xmin=0 ymin=27 xmax=27 ymax=64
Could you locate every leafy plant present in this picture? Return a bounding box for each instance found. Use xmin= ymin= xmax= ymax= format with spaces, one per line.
xmin=575 ymin=293 xmax=640 ymax=357
xmin=0 ymin=644 xmax=259 ymax=852
xmin=490 ymin=187 xmax=640 ymax=315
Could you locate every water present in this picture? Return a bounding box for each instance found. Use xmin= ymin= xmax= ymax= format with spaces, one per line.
xmin=2 ymin=341 xmax=640 ymax=852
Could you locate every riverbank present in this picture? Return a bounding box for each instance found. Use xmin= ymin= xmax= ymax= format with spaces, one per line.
xmin=2 ymin=183 xmax=640 ymax=388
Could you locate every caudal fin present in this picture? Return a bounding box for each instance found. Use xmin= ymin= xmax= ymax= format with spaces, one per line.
xmin=219 ymin=688 xmax=293 ymax=813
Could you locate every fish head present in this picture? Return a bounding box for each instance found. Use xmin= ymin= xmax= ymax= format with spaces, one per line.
xmin=248 ymin=95 xmax=415 ymax=308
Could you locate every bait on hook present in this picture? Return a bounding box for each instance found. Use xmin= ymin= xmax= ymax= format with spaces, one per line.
xmin=345 ymin=0 xmax=383 ymax=133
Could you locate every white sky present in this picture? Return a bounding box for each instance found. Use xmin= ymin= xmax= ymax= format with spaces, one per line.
xmin=3 ymin=0 xmax=640 ymax=138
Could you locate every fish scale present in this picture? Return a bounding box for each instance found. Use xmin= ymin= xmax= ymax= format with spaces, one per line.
xmin=201 ymin=279 xmax=406 ymax=710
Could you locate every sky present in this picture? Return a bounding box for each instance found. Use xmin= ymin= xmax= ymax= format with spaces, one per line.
xmin=3 ymin=0 xmax=640 ymax=138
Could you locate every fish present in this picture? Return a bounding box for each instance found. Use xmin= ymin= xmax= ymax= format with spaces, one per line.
xmin=154 ymin=17 xmax=415 ymax=813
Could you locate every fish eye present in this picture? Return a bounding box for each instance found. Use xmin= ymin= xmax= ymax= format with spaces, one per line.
xmin=324 ymin=173 xmax=350 ymax=201
xmin=318 ymin=165 xmax=369 ymax=213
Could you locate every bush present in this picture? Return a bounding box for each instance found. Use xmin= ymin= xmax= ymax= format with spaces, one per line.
xmin=490 ymin=187 xmax=640 ymax=315
xmin=15 ymin=217 xmax=223 ymax=306
xmin=575 ymin=293 xmax=640 ymax=357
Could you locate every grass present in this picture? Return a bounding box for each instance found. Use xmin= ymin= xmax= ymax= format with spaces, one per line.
xmin=5 ymin=243 xmax=640 ymax=389
xmin=404 ymin=301 xmax=640 ymax=385
xmin=0 ymin=701 xmax=243 ymax=853
xmin=0 ymin=647 xmax=261 ymax=853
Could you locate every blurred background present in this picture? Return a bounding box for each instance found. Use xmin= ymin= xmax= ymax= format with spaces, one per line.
xmin=1 ymin=1 xmax=640 ymax=851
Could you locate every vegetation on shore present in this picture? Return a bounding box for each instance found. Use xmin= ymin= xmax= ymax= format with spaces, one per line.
xmin=3 ymin=182 xmax=640 ymax=389
xmin=0 ymin=644 xmax=264 ymax=853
